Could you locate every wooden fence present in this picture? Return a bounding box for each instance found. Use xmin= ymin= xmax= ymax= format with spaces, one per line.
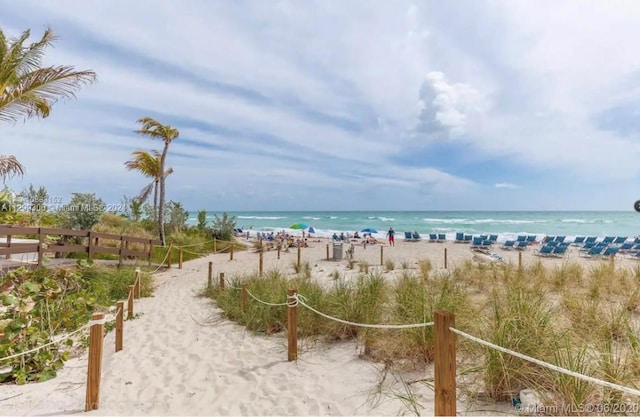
xmin=0 ymin=225 xmax=162 ymax=267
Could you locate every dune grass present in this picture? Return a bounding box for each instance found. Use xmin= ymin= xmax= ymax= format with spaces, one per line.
xmin=209 ymin=258 xmax=640 ymax=415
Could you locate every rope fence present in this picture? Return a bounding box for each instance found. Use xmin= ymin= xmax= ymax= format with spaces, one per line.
xmin=217 ymin=282 xmax=640 ymax=416
xmin=0 ymin=268 xmax=145 ymax=411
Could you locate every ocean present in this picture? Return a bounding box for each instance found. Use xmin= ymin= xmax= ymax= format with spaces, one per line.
xmin=187 ymin=211 xmax=640 ymax=242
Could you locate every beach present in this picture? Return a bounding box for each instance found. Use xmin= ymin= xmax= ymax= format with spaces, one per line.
xmin=1 ymin=236 xmax=638 ymax=416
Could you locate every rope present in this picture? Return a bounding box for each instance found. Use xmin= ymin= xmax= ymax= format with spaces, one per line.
xmin=293 ymin=294 xmax=435 ymax=329
xmin=0 ymin=323 xmax=89 ymax=362
xmin=172 ymin=239 xmax=216 ymax=248
xmin=244 ymin=288 xmax=289 ymax=307
xmin=146 ymin=244 xmax=172 ymax=274
xmin=450 ymin=327 xmax=640 ymax=397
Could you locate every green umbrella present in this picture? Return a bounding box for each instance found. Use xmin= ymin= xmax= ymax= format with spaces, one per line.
xmin=289 ymin=223 xmax=308 ymax=230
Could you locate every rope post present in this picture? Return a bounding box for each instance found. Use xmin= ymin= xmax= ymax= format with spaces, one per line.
xmin=134 ymin=268 xmax=141 ymax=299
xmin=208 ymin=261 xmax=213 ymax=289
xmin=434 ymin=311 xmax=456 ymax=417
xmin=297 ymin=245 xmax=301 ymax=268
xmin=127 ymin=286 xmax=134 ymax=319
xmin=380 ymin=245 xmax=384 ymax=266
xmin=444 ymin=247 xmax=448 ymax=269
xmin=213 ymin=238 xmax=216 ymax=253
xmin=115 ymin=301 xmax=124 ymax=352
xmin=259 ymin=251 xmax=264 ymax=276
xmin=167 ymin=246 xmax=172 ymax=269
xmin=287 ymin=289 xmax=298 ymax=361
xmin=178 ymin=248 xmax=183 ymax=269
xmin=326 ymin=243 xmax=329 ymax=260
xmin=241 ymin=284 xmax=248 ymax=312
xmin=230 ymin=245 xmax=234 ymax=261
xmin=518 ymin=251 xmax=522 ymax=271
xmin=219 ymin=272 xmax=225 ymax=290
xmin=277 ymin=246 xmax=281 ymax=259
xmin=85 ymin=312 xmax=105 ymax=411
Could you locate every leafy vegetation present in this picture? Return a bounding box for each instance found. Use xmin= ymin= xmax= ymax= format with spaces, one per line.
xmin=0 ymin=263 xmax=152 ymax=384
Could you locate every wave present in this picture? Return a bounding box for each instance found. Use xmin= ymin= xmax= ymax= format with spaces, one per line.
xmin=237 ymin=216 xmax=287 ymax=220
xmin=561 ymin=219 xmax=614 ymax=224
xmin=302 ymin=216 xmax=321 ymax=220
xmin=378 ymin=217 xmax=395 ymax=222
xmin=422 ymin=218 xmax=547 ymax=225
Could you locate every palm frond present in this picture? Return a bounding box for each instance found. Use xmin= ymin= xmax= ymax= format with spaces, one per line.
xmin=0 ymin=66 xmax=97 ymax=122
xmin=124 ymin=149 xmax=162 ymax=179
xmin=135 ymin=117 xmax=179 ymax=142
xmin=137 ymin=182 xmax=154 ymax=204
xmin=14 ymin=27 xmax=56 ymax=77
xmin=0 ymin=155 xmax=25 ymax=182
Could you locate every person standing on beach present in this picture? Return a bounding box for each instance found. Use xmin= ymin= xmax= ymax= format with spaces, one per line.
xmin=387 ymin=227 xmax=395 ymax=246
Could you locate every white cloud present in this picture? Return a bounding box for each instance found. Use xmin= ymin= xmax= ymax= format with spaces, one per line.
xmin=495 ymin=182 xmax=519 ymax=189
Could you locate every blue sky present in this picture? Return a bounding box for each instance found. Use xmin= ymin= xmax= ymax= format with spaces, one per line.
xmin=1 ymin=0 xmax=640 ymax=211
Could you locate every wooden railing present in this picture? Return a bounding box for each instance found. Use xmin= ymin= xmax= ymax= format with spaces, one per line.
xmin=0 ymin=225 xmax=162 ymax=267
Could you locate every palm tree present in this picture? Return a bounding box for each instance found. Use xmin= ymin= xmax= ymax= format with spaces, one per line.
xmin=124 ymin=149 xmax=173 ymax=221
xmin=134 ymin=118 xmax=179 ymax=246
xmin=0 ymin=27 xmax=96 ymax=179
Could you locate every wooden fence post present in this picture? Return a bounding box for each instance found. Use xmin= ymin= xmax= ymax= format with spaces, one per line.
xmin=167 ymin=246 xmax=172 ymax=269
xmin=219 ymin=272 xmax=225 ymax=290
xmin=148 ymin=239 xmax=153 ymax=266
xmin=241 ymin=284 xmax=248 ymax=312
xmin=85 ymin=312 xmax=105 ymax=411
xmin=444 ymin=247 xmax=448 ymax=269
xmin=287 ymin=288 xmax=298 ymax=361
xmin=134 ymin=268 xmax=141 ymax=299
xmin=326 ymin=244 xmax=329 ymax=260
xmin=380 ymin=246 xmax=384 ymax=266
xmin=208 ymin=261 xmax=213 ymax=289
xmin=88 ymin=231 xmax=94 ymax=260
xmin=118 ymin=235 xmax=125 ymax=268
xmin=178 ymin=248 xmax=183 ymax=269
xmin=277 ymin=246 xmax=280 ymax=259
xmin=5 ymin=234 xmax=10 ymax=260
xmin=434 ymin=311 xmax=456 ymax=417
xmin=115 ymin=301 xmax=124 ymax=352
xmin=518 ymin=251 xmax=523 ymax=271
xmin=127 ymin=286 xmax=134 ymax=319
xmin=297 ymin=245 xmax=301 ymax=268
xmin=259 ymin=251 xmax=263 ymax=276
xmin=37 ymin=227 xmax=43 ymax=267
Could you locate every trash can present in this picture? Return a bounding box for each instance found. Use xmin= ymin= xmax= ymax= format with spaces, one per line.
xmin=332 ymin=243 xmax=343 ymax=261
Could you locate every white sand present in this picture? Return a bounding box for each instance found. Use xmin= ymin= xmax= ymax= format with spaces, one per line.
xmin=2 ymin=238 xmax=631 ymax=416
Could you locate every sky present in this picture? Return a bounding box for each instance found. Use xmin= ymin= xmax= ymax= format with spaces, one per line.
xmin=2 ymin=0 xmax=640 ymax=211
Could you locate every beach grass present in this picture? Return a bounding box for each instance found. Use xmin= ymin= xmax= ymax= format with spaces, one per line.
xmin=209 ymin=258 xmax=640 ymax=415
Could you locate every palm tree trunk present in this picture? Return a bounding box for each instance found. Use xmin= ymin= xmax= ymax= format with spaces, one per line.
xmin=158 ymin=144 xmax=169 ymax=246
xmin=153 ymin=179 xmax=158 ymax=221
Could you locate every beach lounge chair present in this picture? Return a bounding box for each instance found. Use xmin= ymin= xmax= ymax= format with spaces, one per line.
xmin=516 ymin=235 xmax=527 ymax=243
xmin=404 ymin=231 xmax=414 ymax=241
xmin=501 ymin=240 xmax=515 ymax=250
xmin=613 ymin=236 xmax=627 ymax=245
xmin=580 ymin=246 xmax=605 ymax=257
xmin=437 ymin=234 xmax=446 ymax=243
xmin=412 ymin=232 xmax=421 ymax=241
xmin=633 ymin=237 xmax=640 ymax=244
xmin=601 ymin=246 xmax=619 ymax=258
xmin=455 ymin=233 xmax=465 ymax=243
xmin=470 ymin=237 xmax=484 ymax=249
xmin=584 ymin=236 xmax=597 ymax=244
xmin=429 ymin=234 xmax=437 ymax=242
xmin=526 ymin=235 xmax=536 ymax=244
xmin=552 ymin=245 xmax=568 ymax=257
xmin=464 ymin=235 xmax=472 ymax=243
xmin=489 ymin=234 xmax=498 ymax=242
xmin=555 ymin=236 xmax=565 ymax=242
xmin=571 ymin=236 xmax=585 ymax=246
xmin=618 ymin=242 xmax=634 ymax=252
xmin=602 ymin=236 xmax=615 ymax=245
xmin=514 ymin=241 xmax=528 ymax=250
xmin=479 ymin=235 xmax=488 ymax=241
xmin=534 ymin=245 xmax=554 ymax=257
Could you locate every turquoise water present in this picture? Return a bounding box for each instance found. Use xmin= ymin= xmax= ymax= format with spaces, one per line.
xmin=188 ymin=211 xmax=640 ymax=242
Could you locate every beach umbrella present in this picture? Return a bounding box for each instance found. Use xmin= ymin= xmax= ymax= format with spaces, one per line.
xmin=361 ymin=228 xmax=377 ymax=234
xmin=289 ymin=223 xmax=308 ymax=230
